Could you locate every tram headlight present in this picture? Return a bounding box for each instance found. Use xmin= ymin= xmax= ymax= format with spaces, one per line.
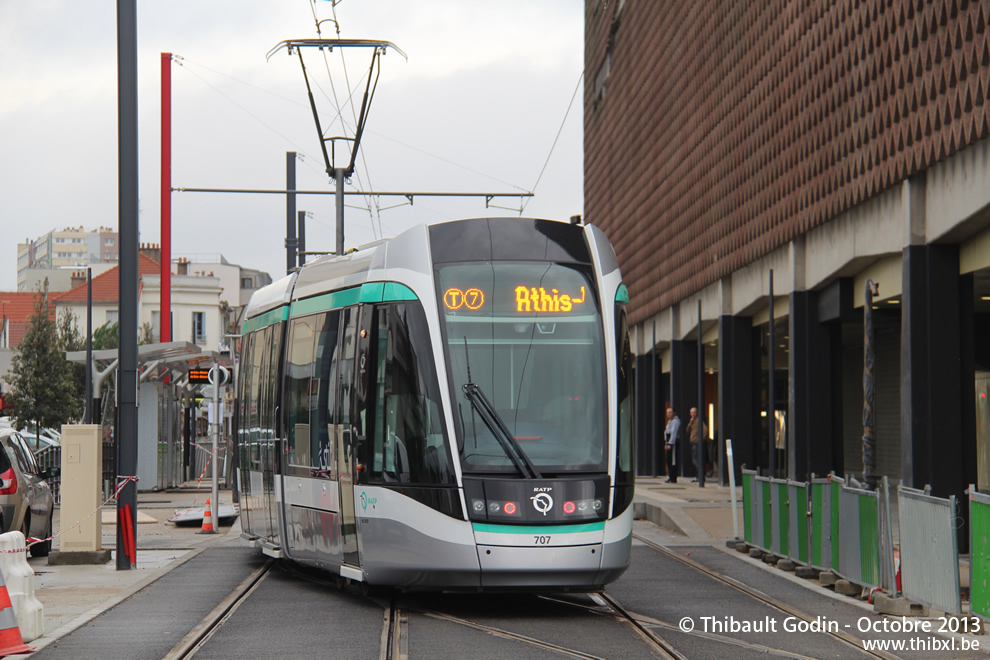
xmin=489 ymin=502 xmax=501 ymax=513
xmin=592 ymin=499 xmax=603 ymax=511
xmin=563 ymin=501 xmax=576 ymax=514
xmin=472 ymin=499 xmax=485 ymax=513
xmin=503 ymin=502 xmax=518 ymax=515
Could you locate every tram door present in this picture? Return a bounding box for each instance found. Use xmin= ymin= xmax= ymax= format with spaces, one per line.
xmin=336 ymin=308 xmax=361 ymax=566
xmin=264 ymin=323 xmax=284 ymax=545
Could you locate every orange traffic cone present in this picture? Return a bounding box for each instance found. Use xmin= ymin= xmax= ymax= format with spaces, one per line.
xmin=0 ymin=564 xmax=33 ymax=655
xmin=198 ymin=498 xmax=216 ymax=534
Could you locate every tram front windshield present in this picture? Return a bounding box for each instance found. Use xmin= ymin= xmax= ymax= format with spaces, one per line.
xmin=436 ymin=263 xmax=606 ymax=475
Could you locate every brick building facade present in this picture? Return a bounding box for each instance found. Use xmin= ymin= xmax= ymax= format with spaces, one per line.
xmin=584 ymin=0 xmax=990 ymax=533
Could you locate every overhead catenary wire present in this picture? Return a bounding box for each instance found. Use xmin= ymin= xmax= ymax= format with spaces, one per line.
xmin=172 ymin=53 xmax=526 ymax=215
xmin=523 ymin=70 xmax=584 ymax=212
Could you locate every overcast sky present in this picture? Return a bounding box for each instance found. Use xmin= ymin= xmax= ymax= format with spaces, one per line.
xmin=0 ymin=1 xmax=584 ymax=292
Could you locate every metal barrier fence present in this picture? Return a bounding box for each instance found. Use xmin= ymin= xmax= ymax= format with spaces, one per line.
xmin=741 ymin=469 xmax=763 ymax=545
xmin=787 ymin=480 xmax=810 ymax=565
xmin=970 ymin=487 xmax=990 ymax=621
xmin=898 ymin=485 xmax=960 ymax=614
xmin=808 ymin=476 xmax=834 ymax=571
xmin=770 ymin=478 xmax=788 ymax=557
xmin=742 ymin=471 xmax=812 ymax=567
xmin=836 ymin=483 xmax=882 ymax=588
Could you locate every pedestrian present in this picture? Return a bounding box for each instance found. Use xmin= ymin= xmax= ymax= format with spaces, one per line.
xmin=687 ymin=406 xmax=707 ymax=487
xmin=664 ymin=407 xmax=680 ymax=483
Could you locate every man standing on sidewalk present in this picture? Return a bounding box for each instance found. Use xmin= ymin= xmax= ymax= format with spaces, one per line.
xmin=664 ymin=408 xmax=680 ymax=483
xmin=687 ymin=406 xmax=707 ymax=487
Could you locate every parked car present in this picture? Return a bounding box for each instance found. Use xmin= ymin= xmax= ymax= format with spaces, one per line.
xmin=0 ymin=429 xmax=55 ymax=556
xmin=19 ymin=432 xmax=59 ymax=455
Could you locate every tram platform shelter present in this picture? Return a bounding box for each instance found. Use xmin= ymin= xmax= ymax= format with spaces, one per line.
xmin=66 ymin=341 xmax=233 ymax=492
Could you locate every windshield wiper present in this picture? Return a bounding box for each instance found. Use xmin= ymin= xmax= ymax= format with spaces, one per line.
xmin=462 ymin=382 xmax=542 ymax=479
xmin=460 ymin=336 xmax=541 ymax=479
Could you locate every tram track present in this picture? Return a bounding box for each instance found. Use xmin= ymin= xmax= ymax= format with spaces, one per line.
xmin=632 ymin=531 xmax=900 ymax=660
xmin=160 ymin=532 xmax=900 ymax=660
xmin=163 ymin=558 xmax=275 ymax=660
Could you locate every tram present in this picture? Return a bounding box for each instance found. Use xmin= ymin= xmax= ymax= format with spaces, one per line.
xmin=235 ymin=217 xmax=634 ymax=591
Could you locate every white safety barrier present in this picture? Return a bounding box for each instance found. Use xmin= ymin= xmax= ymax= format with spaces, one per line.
xmin=0 ymin=532 xmax=44 ymax=641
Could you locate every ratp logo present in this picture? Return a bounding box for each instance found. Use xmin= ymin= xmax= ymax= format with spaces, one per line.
xmin=530 ymin=493 xmax=553 ymax=516
xmin=360 ymin=491 xmax=378 ymax=511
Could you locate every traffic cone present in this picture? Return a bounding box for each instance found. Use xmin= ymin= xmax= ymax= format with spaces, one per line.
xmin=0 ymin=562 xmax=34 ymax=655
xmin=198 ymin=499 xmax=216 ymax=534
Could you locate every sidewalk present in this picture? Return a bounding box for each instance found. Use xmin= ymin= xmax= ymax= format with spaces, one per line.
xmin=25 ymin=485 xmax=244 ymax=656
xmin=633 ymin=475 xmax=743 ymax=543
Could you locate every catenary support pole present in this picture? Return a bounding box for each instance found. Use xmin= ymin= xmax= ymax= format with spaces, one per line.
xmin=116 ymin=0 xmax=139 ymax=570
xmin=335 ymin=168 xmax=345 ymax=256
xmin=84 ymin=268 xmax=93 ymax=424
xmin=161 ymin=52 xmax=171 ymax=342
xmin=286 ymin=152 xmax=297 ymax=274
xmin=298 ymin=210 xmax=307 ymax=267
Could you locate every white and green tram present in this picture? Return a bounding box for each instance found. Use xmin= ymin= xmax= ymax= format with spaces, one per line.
xmin=236 ymin=217 xmax=634 ymax=591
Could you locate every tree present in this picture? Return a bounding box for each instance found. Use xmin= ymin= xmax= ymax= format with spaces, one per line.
xmin=57 ymin=308 xmax=86 ymax=413
xmin=6 ymin=280 xmax=79 ymax=431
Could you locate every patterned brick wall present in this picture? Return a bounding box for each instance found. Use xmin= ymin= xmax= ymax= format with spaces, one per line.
xmin=585 ymin=0 xmax=990 ymax=325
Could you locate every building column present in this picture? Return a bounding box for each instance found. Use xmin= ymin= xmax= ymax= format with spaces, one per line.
xmin=670 ymin=340 xmax=699 ymax=476
xmin=718 ymin=316 xmax=755 ymax=479
xmin=901 ymin=244 xmax=973 ymax=547
xmin=788 ymin=291 xmax=837 ymax=481
xmin=634 ymin=353 xmax=654 ymax=476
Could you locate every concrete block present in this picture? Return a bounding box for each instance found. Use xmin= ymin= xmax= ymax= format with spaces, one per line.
xmin=735 ymin=542 xmax=749 ymax=553
xmin=749 ymin=548 xmax=764 ymax=559
xmin=819 ymin=571 xmax=839 ymax=587
xmin=872 ymin=592 xmax=925 ymax=617
xmin=835 ymin=579 xmax=861 ymax=596
xmin=795 ymin=566 xmax=820 ymax=579
xmin=763 ymin=553 xmax=779 ymax=566
xmin=48 ymin=549 xmax=112 ymax=566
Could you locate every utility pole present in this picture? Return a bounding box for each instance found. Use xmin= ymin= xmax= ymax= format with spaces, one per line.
xmin=297 ymin=210 xmax=307 ymax=266
xmin=161 ymin=52 xmax=172 ymax=342
xmin=117 ymin=0 xmax=140 ymax=570
xmin=286 ymin=152 xmax=297 ymax=274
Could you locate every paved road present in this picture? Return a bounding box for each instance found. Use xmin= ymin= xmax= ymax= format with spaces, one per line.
xmin=25 ymin=524 xmax=987 ymax=659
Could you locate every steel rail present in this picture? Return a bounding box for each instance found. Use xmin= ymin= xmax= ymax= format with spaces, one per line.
xmin=411 ymin=608 xmax=612 ymax=660
xmin=592 ymin=593 xmax=687 ymax=660
xmin=380 ymin=598 xmax=408 ymax=660
xmin=163 ymin=558 xmax=274 ymax=660
xmin=542 ymin=594 xmax=818 ymax=660
xmin=632 ymin=531 xmax=900 ymax=660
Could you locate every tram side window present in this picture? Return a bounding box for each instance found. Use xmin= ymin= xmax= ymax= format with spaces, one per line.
xmin=370 ymin=303 xmax=454 ymax=486
xmin=237 ymin=332 xmax=254 ymax=468
xmin=285 ymin=316 xmax=317 ymax=470
xmin=260 ymin=324 xmax=284 ymax=449
xmin=337 ymin=308 xmax=359 ymax=469
xmin=248 ymin=328 xmax=266 ymax=468
xmin=614 ymin=305 xmax=635 ymax=514
xmin=311 ymin=311 xmax=340 ymax=473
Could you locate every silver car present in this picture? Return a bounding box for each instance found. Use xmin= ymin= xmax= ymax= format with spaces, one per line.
xmin=0 ymin=428 xmax=55 ymax=556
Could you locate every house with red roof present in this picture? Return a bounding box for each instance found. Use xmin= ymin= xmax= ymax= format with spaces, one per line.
xmin=52 ymin=248 xmax=224 ymax=350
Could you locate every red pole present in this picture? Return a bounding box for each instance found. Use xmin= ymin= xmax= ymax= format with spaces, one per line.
xmin=161 ymin=52 xmax=172 ymax=343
